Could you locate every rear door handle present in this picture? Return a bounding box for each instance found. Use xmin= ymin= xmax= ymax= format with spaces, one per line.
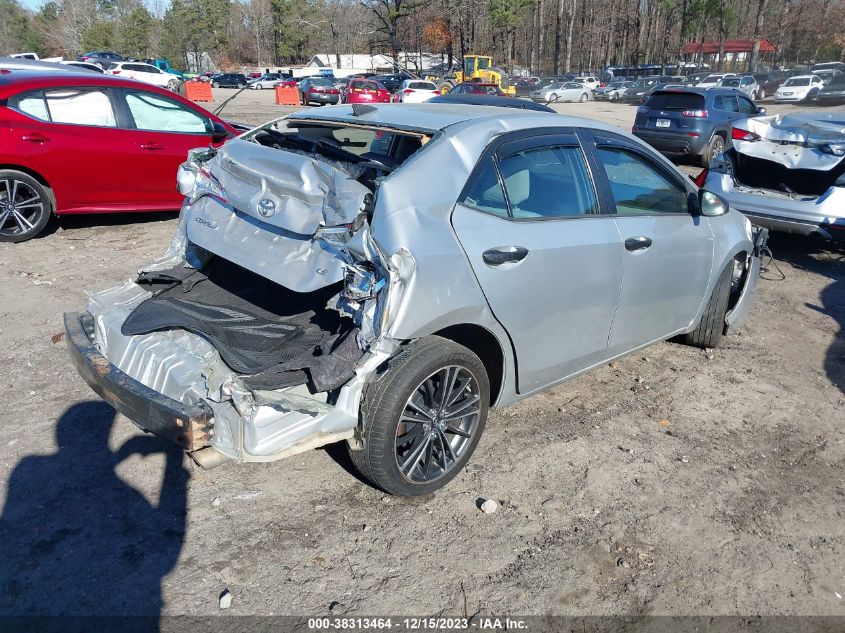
xmin=140 ymin=142 xmax=164 ymax=151
xmin=22 ymin=133 xmax=50 ymax=143
xmin=624 ymin=236 xmax=653 ymax=251
xmin=482 ymin=246 xmax=529 ymax=266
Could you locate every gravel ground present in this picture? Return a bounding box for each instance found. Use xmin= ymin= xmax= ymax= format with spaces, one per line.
xmin=0 ymin=93 xmax=842 ymax=623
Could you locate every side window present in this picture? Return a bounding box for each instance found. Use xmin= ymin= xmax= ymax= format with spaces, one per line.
xmin=10 ymin=90 xmax=49 ymax=121
xmin=737 ymin=97 xmax=757 ymax=114
xmin=45 ymin=89 xmax=117 ymax=127
xmin=596 ymin=146 xmax=688 ymax=215
xmin=713 ymin=94 xmax=725 ymax=110
xmin=722 ymin=95 xmax=739 ymax=112
xmin=498 ymin=145 xmax=598 ymax=218
xmin=461 ymin=158 xmax=509 ymax=218
xmin=125 ymin=91 xmax=210 ymax=133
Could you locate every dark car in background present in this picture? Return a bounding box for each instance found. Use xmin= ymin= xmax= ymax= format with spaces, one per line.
xmin=78 ymin=51 xmax=124 ymax=69
xmin=622 ymin=76 xmax=667 ymax=102
xmin=594 ymin=80 xmax=634 ymax=101
xmin=211 ymin=73 xmax=248 ymax=88
xmin=298 ymin=76 xmax=340 ymax=105
xmin=638 ymin=81 xmax=686 ymax=104
xmin=448 ymin=82 xmax=505 ymax=96
xmin=633 ymin=88 xmax=765 ymax=167
xmin=816 ymin=72 xmax=845 ymax=105
xmin=752 ymin=72 xmax=785 ymax=99
xmin=513 ymin=77 xmax=538 ymax=96
xmin=370 ymin=72 xmax=413 ymax=93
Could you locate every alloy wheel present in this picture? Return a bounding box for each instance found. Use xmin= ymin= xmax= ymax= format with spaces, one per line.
xmin=394 ymin=365 xmax=481 ymax=484
xmin=0 ymin=179 xmax=46 ymax=239
xmin=711 ymin=136 xmax=724 ymax=162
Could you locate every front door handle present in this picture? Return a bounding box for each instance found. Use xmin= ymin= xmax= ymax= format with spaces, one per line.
xmin=22 ymin=133 xmax=51 ymax=143
xmin=482 ymin=246 xmax=529 ymax=266
xmin=624 ymin=236 xmax=653 ymax=251
xmin=140 ymin=142 xmax=164 ymax=151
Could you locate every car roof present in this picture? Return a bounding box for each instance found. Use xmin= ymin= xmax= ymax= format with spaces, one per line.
xmin=428 ymin=93 xmax=555 ymax=112
xmin=287 ymin=102 xmax=612 ymax=134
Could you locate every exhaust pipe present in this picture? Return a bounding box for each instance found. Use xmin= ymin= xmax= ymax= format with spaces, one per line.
xmin=189 ymin=446 xmax=231 ymax=470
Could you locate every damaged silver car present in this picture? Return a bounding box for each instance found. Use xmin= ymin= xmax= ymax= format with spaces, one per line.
xmin=705 ymin=111 xmax=845 ymax=240
xmin=64 ymin=104 xmax=767 ymax=496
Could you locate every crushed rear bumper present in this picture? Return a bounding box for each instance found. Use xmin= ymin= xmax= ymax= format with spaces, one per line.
xmin=64 ymin=311 xmax=214 ymax=451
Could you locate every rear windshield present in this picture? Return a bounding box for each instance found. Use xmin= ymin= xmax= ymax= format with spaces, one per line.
xmin=784 ymin=77 xmax=810 ymax=86
xmin=643 ymin=91 xmax=705 ymax=110
xmin=351 ymin=80 xmax=380 ymax=91
xmin=408 ymin=81 xmax=435 ymax=90
xmin=827 ymin=74 xmax=845 ymax=87
xmin=309 ymin=78 xmax=333 ymax=86
xmin=702 ymin=75 xmax=722 ymax=82
xmin=721 ymin=78 xmax=741 ymax=87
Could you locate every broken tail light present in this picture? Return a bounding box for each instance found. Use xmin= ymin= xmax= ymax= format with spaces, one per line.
xmin=682 ymin=109 xmax=708 ymax=118
xmin=732 ymin=127 xmax=760 ymax=142
xmin=189 ymin=166 xmax=226 ymax=206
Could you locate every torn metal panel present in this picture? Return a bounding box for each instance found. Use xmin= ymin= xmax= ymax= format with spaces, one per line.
xmin=738 ymin=112 xmax=845 ymax=170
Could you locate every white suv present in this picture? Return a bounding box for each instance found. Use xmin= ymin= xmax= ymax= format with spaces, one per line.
xmin=107 ymin=62 xmax=179 ymax=91
xmin=576 ymin=76 xmax=600 ymax=91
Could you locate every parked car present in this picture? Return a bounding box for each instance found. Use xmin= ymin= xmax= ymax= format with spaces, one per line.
xmin=684 ymin=72 xmax=712 ymax=86
xmin=751 ymin=72 xmax=785 ymax=99
xmin=638 ymin=82 xmax=686 ymax=104
xmin=621 ymin=76 xmax=666 ymax=102
xmin=344 ymin=78 xmax=391 ymax=104
xmin=773 ymin=75 xmax=823 ymax=102
xmin=814 ymin=69 xmax=842 ymax=86
xmin=719 ymin=75 xmax=760 ymax=99
xmin=274 ymin=78 xmax=298 ymax=89
xmin=210 ymin=73 xmax=249 ymax=88
xmin=78 ymin=51 xmax=124 ymax=69
xmin=530 ymin=81 xmax=591 ymax=103
xmin=704 ymin=111 xmax=845 ymax=241
xmin=0 ymin=67 xmax=236 ymax=242
xmin=633 ymin=87 xmax=764 ymax=167
xmin=575 ymin=75 xmax=600 ymax=91
xmin=816 ymin=72 xmax=845 ymax=105
xmin=60 ymin=61 xmax=105 ymax=73
xmin=370 ymin=72 xmax=413 ymax=93
xmin=107 ymin=62 xmax=180 ymax=91
xmin=513 ymin=77 xmax=538 ymax=96
xmin=696 ymin=73 xmax=736 ymax=88
xmin=427 ymin=93 xmax=554 ymax=112
xmin=395 ymin=79 xmax=439 ymax=103
xmin=594 ymin=80 xmax=634 ymax=101
xmin=298 ymin=76 xmax=340 ymax=105
xmin=249 ymin=73 xmax=284 ymax=89
xmin=64 ymin=103 xmax=765 ymax=496
xmin=448 ymin=82 xmax=505 ymax=96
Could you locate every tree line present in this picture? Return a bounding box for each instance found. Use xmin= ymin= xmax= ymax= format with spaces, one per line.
xmin=2 ymin=0 xmax=843 ymax=75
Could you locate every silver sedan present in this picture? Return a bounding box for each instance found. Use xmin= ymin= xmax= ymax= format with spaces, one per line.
xmin=65 ymin=104 xmax=766 ymax=496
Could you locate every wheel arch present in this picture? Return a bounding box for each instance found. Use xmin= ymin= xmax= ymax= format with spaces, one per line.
xmin=0 ymin=164 xmax=57 ymax=212
xmin=431 ymin=323 xmax=506 ymax=407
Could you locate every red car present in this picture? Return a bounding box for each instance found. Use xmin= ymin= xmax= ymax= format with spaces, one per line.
xmin=0 ymin=68 xmax=237 ymax=242
xmin=448 ymin=82 xmax=505 ymax=96
xmin=344 ymin=79 xmax=391 ymax=104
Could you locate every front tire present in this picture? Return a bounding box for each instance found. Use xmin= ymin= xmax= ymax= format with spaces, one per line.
xmin=682 ymin=264 xmax=732 ymax=348
xmin=579 ymin=92 xmax=588 ymax=102
xmin=212 ymin=82 xmax=219 ymax=88
xmin=349 ymin=336 xmax=490 ymax=496
xmin=758 ymin=88 xmax=766 ymax=99
xmin=0 ymin=170 xmax=52 ymax=243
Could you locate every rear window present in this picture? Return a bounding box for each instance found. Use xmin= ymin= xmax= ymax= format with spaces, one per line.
xmin=721 ymin=78 xmax=741 ymax=87
xmin=827 ymin=74 xmax=845 ymax=87
xmin=310 ymin=78 xmax=333 ymax=86
xmin=408 ymin=81 xmax=435 ymax=90
xmin=643 ymin=91 xmax=705 ymax=110
xmin=784 ymin=78 xmax=810 ymax=86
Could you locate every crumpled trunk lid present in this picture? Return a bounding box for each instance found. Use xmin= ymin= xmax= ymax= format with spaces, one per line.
xmin=184 ymin=139 xmax=372 ymax=292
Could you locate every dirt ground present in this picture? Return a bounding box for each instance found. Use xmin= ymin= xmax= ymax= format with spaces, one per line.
xmin=0 ymin=93 xmax=843 ymax=623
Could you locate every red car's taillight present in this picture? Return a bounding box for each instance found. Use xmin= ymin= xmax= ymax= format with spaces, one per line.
xmin=693 ymin=168 xmax=708 ymax=188
xmin=327 ymin=88 xmax=339 ymax=94
xmin=403 ymin=89 xmax=413 ymax=95
xmin=309 ymin=87 xmax=318 ymax=92
xmin=732 ymin=127 xmax=760 ymax=142
xmin=111 ymin=70 xmax=120 ymax=74
xmin=682 ymin=109 xmax=708 ymax=118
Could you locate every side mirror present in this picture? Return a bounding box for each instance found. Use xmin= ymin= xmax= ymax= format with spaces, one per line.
xmin=699 ymin=189 xmax=729 ymax=217
xmin=756 ymin=106 xmax=767 ymax=114
xmin=211 ymin=121 xmax=231 ymax=144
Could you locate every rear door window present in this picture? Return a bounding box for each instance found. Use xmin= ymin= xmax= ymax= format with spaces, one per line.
xmin=11 ymin=89 xmax=117 ymax=127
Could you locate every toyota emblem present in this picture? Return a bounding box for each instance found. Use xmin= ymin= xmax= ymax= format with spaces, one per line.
xmin=257 ymin=199 xmax=276 ymax=218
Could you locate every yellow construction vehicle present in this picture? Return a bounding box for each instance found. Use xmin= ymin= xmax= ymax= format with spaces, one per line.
xmin=433 ymin=55 xmax=516 ymax=95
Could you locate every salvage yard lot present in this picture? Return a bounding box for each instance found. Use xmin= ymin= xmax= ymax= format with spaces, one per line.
xmin=0 ymin=93 xmax=843 ymax=618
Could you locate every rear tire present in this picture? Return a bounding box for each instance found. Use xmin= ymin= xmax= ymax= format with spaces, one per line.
xmin=0 ymin=170 xmax=52 ymax=243
xmin=212 ymin=81 xmax=219 ymax=88
xmin=758 ymin=88 xmax=766 ymax=100
xmin=682 ymin=264 xmax=732 ymax=348
xmin=701 ymin=134 xmax=724 ymax=168
xmin=579 ymin=92 xmax=588 ymax=102
xmin=349 ymin=336 xmax=490 ymax=496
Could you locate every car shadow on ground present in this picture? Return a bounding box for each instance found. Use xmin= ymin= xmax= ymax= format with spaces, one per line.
xmin=0 ymin=401 xmax=188 ymax=628
xmin=37 ymin=211 xmax=179 ymax=240
xmin=767 ymin=233 xmax=845 ymax=397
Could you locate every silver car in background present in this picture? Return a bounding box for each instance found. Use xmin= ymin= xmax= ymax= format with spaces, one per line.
xmin=719 ymin=75 xmax=760 ymax=100
xmin=530 ymin=81 xmax=591 ymax=102
xmin=705 ymin=110 xmax=845 ymax=240
xmin=64 ymin=104 xmax=766 ymax=497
